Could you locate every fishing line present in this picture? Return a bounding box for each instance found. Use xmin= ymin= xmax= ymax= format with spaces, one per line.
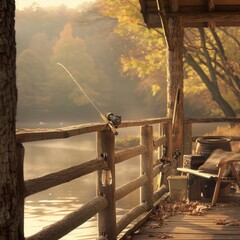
xmin=57 ymin=62 xmax=102 ymax=115
xmin=57 ymin=62 xmax=120 ymax=135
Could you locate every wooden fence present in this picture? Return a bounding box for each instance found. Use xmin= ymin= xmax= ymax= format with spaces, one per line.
xmin=16 ymin=117 xmax=240 ymax=240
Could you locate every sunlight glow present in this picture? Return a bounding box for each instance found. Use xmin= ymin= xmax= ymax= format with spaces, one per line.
xmin=16 ymin=0 xmax=95 ymax=10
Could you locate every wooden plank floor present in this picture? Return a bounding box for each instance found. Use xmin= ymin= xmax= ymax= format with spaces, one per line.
xmin=130 ymin=203 xmax=240 ymax=240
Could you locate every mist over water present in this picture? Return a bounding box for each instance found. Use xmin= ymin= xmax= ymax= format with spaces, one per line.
xmin=15 ymin=3 xmax=230 ymax=238
xmin=21 ymin=119 xmax=223 ymax=239
xmin=22 ymin=123 xmax=143 ymax=239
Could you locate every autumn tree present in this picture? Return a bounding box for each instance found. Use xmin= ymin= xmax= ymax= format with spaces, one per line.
xmin=50 ymin=23 xmax=110 ymax=116
xmin=0 ymin=1 xmax=21 ymax=239
xmin=98 ymin=0 xmax=168 ymax=115
xmin=100 ymin=0 xmax=240 ymax=117
xmin=184 ymin=27 xmax=239 ymax=117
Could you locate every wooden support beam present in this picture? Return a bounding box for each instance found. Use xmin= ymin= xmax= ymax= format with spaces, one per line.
xmin=208 ymin=0 xmax=216 ymax=11
xmin=168 ymin=12 xmax=240 ymax=23
xmin=170 ymin=0 xmax=179 ymax=12
xmin=146 ymin=11 xmax=240 ymax=28
xmin=156 ymin=0 xmax=174 ymax=50
xmin=167 ymin=17 xmax=184 ymax=168
xmin=208 ymin=0 xmax=216 ymax=28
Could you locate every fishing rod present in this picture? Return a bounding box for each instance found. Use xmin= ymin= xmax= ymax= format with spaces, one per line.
xmin=57 ymin=63 xmax=121 ymax=135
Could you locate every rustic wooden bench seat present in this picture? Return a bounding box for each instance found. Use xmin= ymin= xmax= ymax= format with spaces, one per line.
xmin=177 ymin=157 xmax=240 ymax=206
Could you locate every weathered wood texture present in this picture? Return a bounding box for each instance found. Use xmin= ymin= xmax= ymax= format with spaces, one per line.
xmin=131 ymin=204 xmax=240 ymax=240
xmin=116 ymin=174 xmax=148 ymax=201
xmin=141 ymin=126 xmax=154 ymax=209
xmin=25 ymin=157 xmax=104 ymax=197
xmin=153 ymin=184 xmax=168 ymax=203
xmin=116 ymin=202 xmax=149 ymax=235
xmin=185 ymin=117 xmax=240 ymax=123
xmin=153 ymin=136 xmax=166 ymax=150
xmin=160 ymin=123 xmax=172 ymax=185
xmin=115 ymin=145 xmax=147 ymax=164
xmin=26 ymin=196 xmax=108 ymax=240
xmin=97 ymin=130 xmax=117 ymax=239
xmin=139 ymin=0 xmax=240 ymax=28
xmin=167 ymin=17 xmax=184 ymax=168
xmin=119 ymin=192 xmax=169 ymax=240
xmin=16 ymin=118 xmax=171 ymax=143
xmin=16 ymin=117 xmax=239 ymax=143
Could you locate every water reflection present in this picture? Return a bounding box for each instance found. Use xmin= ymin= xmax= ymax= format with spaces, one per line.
xmin=23 ymin=132 xmax=140 ymax=239
xmin=25 ymin=197 xmax=98 ymax=239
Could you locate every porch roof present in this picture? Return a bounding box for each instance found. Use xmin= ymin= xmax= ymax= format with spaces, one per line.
xmin=139 ymin=0 xmax=240 ymax=28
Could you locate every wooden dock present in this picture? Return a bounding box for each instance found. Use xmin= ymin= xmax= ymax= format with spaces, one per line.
xmin=130 ymin=202 xmax=240 ymax=240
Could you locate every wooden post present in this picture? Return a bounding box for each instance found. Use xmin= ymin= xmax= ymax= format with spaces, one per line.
xmin=97 ymin=130 xmax=116 ymax=239
xmin=183 ymin=123 xmax=192 ymax=155
xmin=167 ymin=17 xmax=184 ymax=167
xmin=140 ymin=125 xmax=154 ymax=209
xmin=16 ymin=143 xmax=25 ymax=240
xmin=158 ymin=123 xmax=164 ymax=188
xmin=160 ymin=122 xmax=173 ymax=185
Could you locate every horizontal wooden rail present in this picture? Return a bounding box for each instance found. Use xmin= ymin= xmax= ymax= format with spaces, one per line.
xmin=115 ymin=174 xmax=148 ymax=201
xmin=16 ymin=123 xmax=108 ymax=143
xmin=153 ymin=163 xmax=164 ymax=178
xmin=115 ymin=145 xmax=147 ymax=164
xmin=116 ymin=202 xmax=149 ymax=235
xmin=16 ymin=117 xmax=239 ymax=143
xmin=153 ymin=184 xmax=168 ymax=203
xmin=119 ymin=192 xmax=170 ymax=240
xmin=153 ymin=136 xmax=166 ymax=150
xmin=16 ymin=118 xmax=171 ymax=143
xmin=25 ymin=157 xmax=104 ymax=197
xmin=26 ymin=196 xmax=108 ymax=240
xmin=120 ymin=117 xmax=171 ymax=128
xmin=184 ymin=117 xmax=240 ymax=123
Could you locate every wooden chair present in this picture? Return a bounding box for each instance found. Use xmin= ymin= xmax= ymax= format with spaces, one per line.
xmin=177 ymin=158 xmax=240 ymax=206
xmin=211 ymin=158 xmax=240 ymax=206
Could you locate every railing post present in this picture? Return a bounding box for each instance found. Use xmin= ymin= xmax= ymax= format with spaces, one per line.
xmin=163 ymin=122 xmax=173 ymax=182
xmin=16 ymin=143 xmax=25 ymax=240
xmin=97 ymin=130 xmax=116 ymax=240
xmin=158 ymin=123 xmax=165 ymax=187
xmin=140 ymin=125 xmax=154 ymax=209
xmin=184 ymin=122 xmax=192 ymax=155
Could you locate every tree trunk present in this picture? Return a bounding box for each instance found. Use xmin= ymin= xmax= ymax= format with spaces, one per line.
xmin=185 ymin=51 xmax=236 ymax=118
xmin=0 ymin=1 xmax=19 ymax=239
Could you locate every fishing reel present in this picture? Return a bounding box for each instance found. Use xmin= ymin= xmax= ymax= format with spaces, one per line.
xmin=106 ymin=112 xmax=121 ymax=128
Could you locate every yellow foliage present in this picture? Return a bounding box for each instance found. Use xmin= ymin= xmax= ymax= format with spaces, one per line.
xmin=151 ymin=84 xmax=160 ymax=96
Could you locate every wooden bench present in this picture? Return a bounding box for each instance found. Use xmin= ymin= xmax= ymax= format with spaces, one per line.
xmin=177 ymin=158 xmax=240 ymax=206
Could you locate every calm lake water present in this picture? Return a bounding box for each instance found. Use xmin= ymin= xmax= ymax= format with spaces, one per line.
xmin=21 ymin=121 xmax=222 ymax=239
xmin=22 ymin=124 xmax=141 ymax=239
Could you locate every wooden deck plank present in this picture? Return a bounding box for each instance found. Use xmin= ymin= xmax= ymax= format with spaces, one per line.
xmin=131 ymin=234 xmax=240 ymax=239
xmin=131 ymin=204 xmax=240 ymax=239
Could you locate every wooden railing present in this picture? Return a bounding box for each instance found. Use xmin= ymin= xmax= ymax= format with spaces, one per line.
xmin=183 ymin=117 xmax=240 ymax=154
xmin=16 ymin=117 xmax=172 ymax=240
xmin=16 ymin=117 xmax=240 ymax=240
